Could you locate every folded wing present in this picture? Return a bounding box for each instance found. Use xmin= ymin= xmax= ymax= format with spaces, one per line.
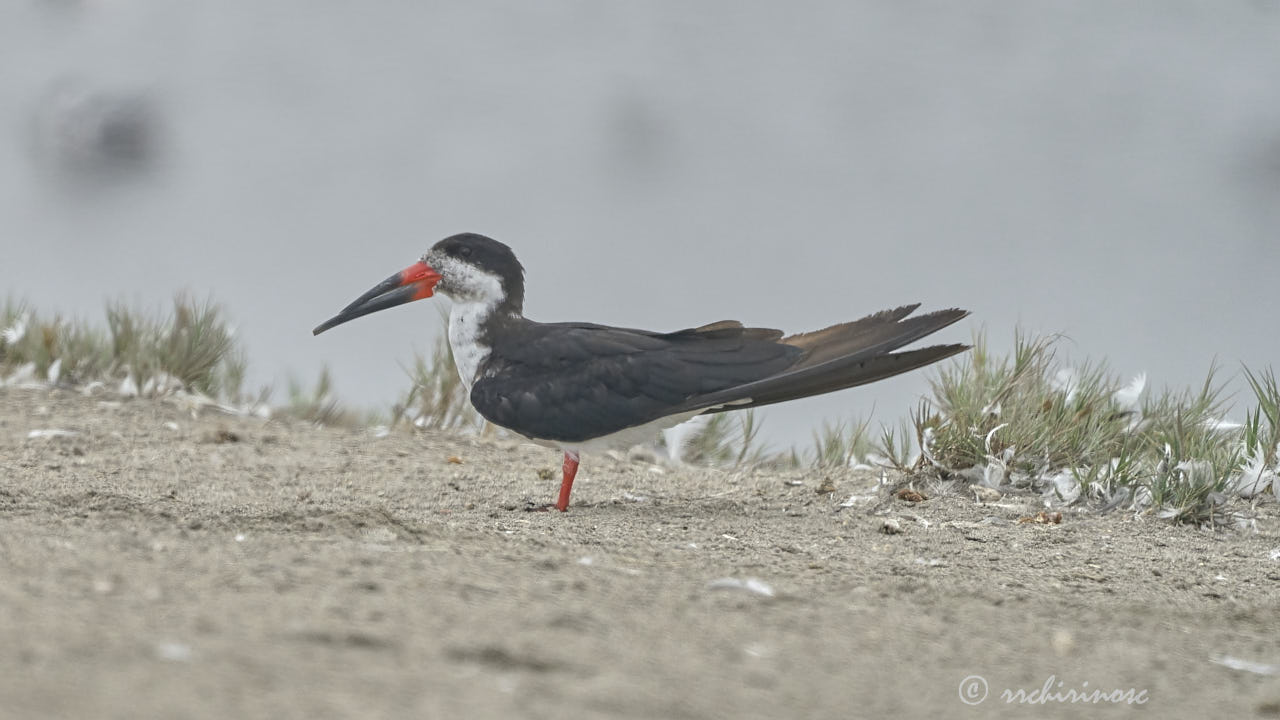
xmin=469 ymin=305 xmax=968 ymax=443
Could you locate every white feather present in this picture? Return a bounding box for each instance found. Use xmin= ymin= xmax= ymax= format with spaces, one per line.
xmin=448 ymin=301 xmax=494 ymax=391
xmin=435 ymin=256 xmax=506 ymax=391
xmin=1113 ymin=372 xmax=1146 ymax=412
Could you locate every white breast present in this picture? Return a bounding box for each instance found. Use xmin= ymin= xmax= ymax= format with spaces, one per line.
xmin=448 ymin=301 xmax=492 ymax=391
xmin=562 ymin=410 xmax=705 ymax=454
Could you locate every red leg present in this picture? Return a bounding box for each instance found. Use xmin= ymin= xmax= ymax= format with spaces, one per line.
xmin=555 ymin=451 xmax=580 ymax=512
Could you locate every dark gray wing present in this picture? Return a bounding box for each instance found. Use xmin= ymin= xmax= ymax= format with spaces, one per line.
xmin=470 ymin=306 xmax=969 ymax=444
xmin=469 ymin=320 xmax=801 ymax=443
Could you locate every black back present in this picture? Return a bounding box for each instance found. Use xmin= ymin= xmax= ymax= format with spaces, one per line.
xmin=469 ymin=317 xmax=802 ymax=443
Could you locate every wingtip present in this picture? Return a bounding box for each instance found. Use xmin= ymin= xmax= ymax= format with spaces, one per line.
xmin=883 ymin=304 xmax=969 ymax=322
xmin=917 ymin=307 xmax=971 ymax=326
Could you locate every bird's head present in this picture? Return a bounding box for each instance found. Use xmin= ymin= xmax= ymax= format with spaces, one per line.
xmin=313 ymin=232 xmax=525 ymax=336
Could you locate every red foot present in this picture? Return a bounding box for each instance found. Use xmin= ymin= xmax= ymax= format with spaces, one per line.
xmin=555 ymin=451 xmax=580 ymax=512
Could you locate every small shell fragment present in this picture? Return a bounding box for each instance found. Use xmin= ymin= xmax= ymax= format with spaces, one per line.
xmin=27 ymin=429 xmax=79 ymax=439
xmin=971 ymin=486 xmax=1002 ymax=503
xmin=707 ymin=577 xmax=775 ymax=598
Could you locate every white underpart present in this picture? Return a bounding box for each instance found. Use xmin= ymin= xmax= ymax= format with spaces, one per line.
xmin=553 ymin=410 xmax=705 ymax=455
xmin=662 ymin=415 xmax=710 ymax=462
xmin=448 ymin=301 xmax=493 ymax=391
xmin=497 ymin=394 xmax=708 ymax=457
xmin=433 ymin=256 xmax=506 ymax=391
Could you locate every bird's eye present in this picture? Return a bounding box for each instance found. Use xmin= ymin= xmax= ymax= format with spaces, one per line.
xmin=459 ymin=246 xmax=472 ymax=258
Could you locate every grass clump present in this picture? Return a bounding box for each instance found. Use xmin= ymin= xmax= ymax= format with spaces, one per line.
xmin=921 ymin=332 xmax=1133 ymax=477
xmin=1136 ymin=371 xmax=1240 ymax=522
xmin=808 ymin=416 xmax=874 ymax=468
xmin=106 ymin=297 xmax=243 ymax=398
xmin=909 ymin=331 xmax=1275 ymax=525
xmin=2 ymin=297 xmax=111 ymax=384
xmin=876 ymin=413 xmax=921 ymax=471
xmin=2 ymin=295 xmax=247 ymax=399
xmin=277 ymin=366 xmax=372 ymax=428
xmin=1 ymin=296 xmax=375 ymax=427
xmin=671 ymin=410 xmax=769 ymax=467
xmin=1242 ymin=367 xmax=1280 ymax=468
xmin=391 ymin=322 xmax=483 ymax=432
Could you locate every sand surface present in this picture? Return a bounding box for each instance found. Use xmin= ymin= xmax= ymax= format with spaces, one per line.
xmin=2 ymin=388 xmax=1279 ymax=719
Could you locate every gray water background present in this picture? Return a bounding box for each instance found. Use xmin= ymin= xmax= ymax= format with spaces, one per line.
xmin=2 ymin=2 xmax=1278 ymax=448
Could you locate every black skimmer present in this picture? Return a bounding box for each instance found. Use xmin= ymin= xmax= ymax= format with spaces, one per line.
xmin=314 ymin=233 xmax=969 ymax=512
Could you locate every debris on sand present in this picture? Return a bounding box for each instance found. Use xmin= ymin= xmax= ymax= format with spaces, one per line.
xmin=896 ymin=487 xmax=927 ymax=502
xmin=155 ymin=641 xmax=194 ymax=663
xmin=971 ymin=486 xmax=1001 ymax=503
xmin=1051 ymin=629 xmax=1075 ymax=656
xmin=707 ymin=577 xmax=775 ymax=598
xmin=1210 ymin=655 xmax=1279 ymax=676
xmin=200 ymin=428 xmax=240 ymax=444
xmin=27 ymin=429 xmax=79 ymax=439
xmin=1018 ymin=511 xmax=1063 ymax=525
xmin=836 ymin=494 xmax=874 ymax=511
xmin=880 ymin=518 xmax=903 ymax=535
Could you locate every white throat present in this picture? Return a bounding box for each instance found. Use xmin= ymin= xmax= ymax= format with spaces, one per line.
xmin=448 ymin=299 xmax=497 ymax=392
xmin=432 ymin=257 xmax=509 ymax=392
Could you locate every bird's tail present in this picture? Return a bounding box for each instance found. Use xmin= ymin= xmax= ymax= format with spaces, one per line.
xmin=693 ymin=305 xmax=969 ymax=414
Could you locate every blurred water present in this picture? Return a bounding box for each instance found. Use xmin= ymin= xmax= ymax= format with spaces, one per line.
xmin=3 ymin=1 xmax=1278 ymax=447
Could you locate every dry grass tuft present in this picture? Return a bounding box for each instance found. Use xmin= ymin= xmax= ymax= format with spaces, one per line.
xmin=391 ymin=314 xmax=484 ymax=432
